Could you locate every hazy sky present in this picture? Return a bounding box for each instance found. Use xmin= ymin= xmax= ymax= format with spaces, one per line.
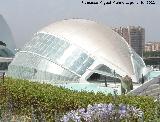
xmin=0 ymin=0 xmax=160 ymax=48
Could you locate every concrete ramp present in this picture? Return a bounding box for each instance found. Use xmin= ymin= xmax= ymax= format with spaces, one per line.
xmin=128 ymin=75 xmax=160 ymax=99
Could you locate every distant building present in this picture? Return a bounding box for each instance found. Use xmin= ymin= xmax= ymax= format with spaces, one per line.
xmin=0 ymin=15 xmax=15 ymax=70
xmin=145 ymin=42 xmax=160 ymax=52
xmin=113 ymin=27 xmax=130 ymax=44
xmin=0 ymin=15 xmax=16 ymax=53
xmin=113 ymin=26 xmax=145 ymax=57
xmin=0 ymin=44 xmax=14 ymax=70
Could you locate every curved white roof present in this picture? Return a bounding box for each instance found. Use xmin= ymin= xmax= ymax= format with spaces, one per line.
xmin=0 ymin=15 xmax=16 ymax=52
xmin=39 ymin=19 xmax=135 ymax=78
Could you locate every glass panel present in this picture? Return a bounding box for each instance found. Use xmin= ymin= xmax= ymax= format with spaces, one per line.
xmin=0 ymin=46 xmax=14 ymax=57
xmin=8 ymin=32 xmax=96 ymax=82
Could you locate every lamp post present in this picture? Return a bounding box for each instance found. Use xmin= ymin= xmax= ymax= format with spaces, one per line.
xmin=157 ymin=78 xmax=160 ymax=119
xmin=113 ymin=70 xmax=116 ymax=87
xmin=104 ymin=76 xmax=107 ymax=87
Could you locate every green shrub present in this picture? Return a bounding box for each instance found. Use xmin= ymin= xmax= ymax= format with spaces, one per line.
xmin=0 ymin=77 xmax=158 ymax=121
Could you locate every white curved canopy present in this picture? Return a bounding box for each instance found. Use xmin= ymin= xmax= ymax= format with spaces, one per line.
xmin=0 ymin=15 xmax=16 ymax=53
xmin=40 ymin=19 xmax=143 ymax=81
xmin=8 ymin=19 xmax=147 ymax=83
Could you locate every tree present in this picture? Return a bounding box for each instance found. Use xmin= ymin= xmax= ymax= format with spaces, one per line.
xmin=121 ymin=75 xmax=133 ymax=94
xmin=0 ymin=41 xmax=6 ymax=46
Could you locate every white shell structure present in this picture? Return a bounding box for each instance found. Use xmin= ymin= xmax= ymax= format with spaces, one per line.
xmin=8 ymin=19 xmax=147 ymax=83
xmin=0 ymin=15 xmax=16 ymax=53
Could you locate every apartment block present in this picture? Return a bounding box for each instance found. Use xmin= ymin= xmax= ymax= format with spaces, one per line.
xmin=145 ymin=42 xmax=160 ymax=52
xmin=113 ymin=26 xmax=145 ymax=57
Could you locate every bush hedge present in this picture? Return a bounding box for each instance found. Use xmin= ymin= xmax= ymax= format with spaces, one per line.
xmin=0 ymin=77 xmax=158 ymax=121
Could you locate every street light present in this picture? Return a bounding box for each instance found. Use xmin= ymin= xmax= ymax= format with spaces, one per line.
xmin=113 ymin=70 xmax=116 ymax=87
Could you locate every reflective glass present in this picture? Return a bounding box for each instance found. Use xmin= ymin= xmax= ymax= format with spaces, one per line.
xmin=0 ymin=47 xmax=14 ymax=57
xmin=8 ymin=32 xmax=95 ymax=82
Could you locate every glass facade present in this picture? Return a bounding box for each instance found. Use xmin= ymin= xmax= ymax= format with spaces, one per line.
xmin=87 ymin=64 xmax=121 ymax=82
xmin=8 ymin=32 xmax=94 ymax=83
xmin=131 ymin=48 xmax=146 ymax=81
